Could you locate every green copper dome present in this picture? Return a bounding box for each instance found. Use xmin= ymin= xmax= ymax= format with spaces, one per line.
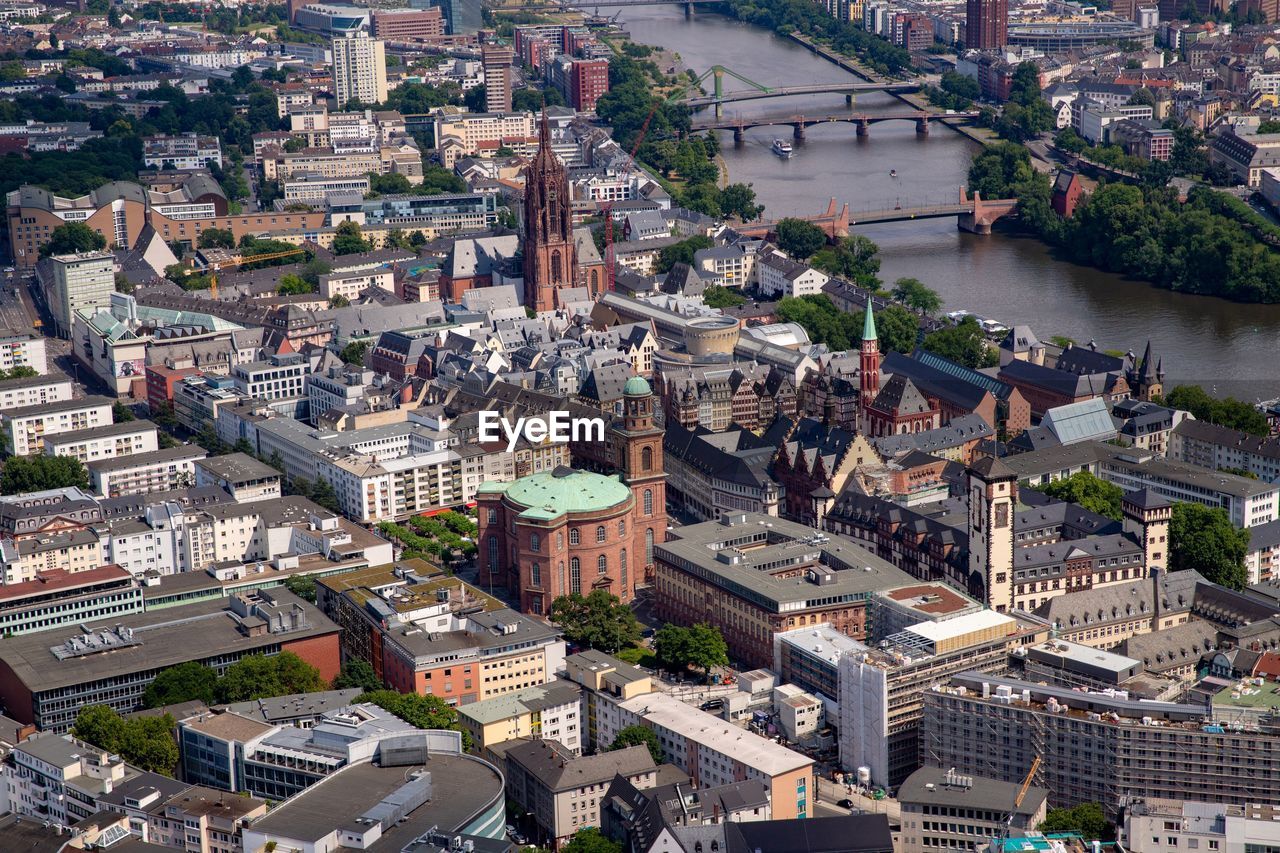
xmin=624 ymin=375 xmax=652 ymax=396
xmin=503 ymin=467 xmax=632 ymax=521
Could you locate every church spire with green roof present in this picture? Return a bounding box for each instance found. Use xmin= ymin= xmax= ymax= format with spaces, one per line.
xmin=863 ymin=299 xmax=878 ymax=342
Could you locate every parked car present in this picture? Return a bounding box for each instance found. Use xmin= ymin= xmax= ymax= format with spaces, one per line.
xmin=700 ymin=698 xmax=725 ymax=711
xmin=837 ymin=799 xmax=854 ymax=809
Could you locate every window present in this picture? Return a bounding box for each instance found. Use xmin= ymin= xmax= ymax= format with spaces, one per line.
xmin=618 ymin=519 xmax=626 ymax=536
xmin=642 ymin=446 xmax=653 ymax=471
xmin=643 ymin=489 xmax=653 ymax=515
xmin=531 ymin=562 xmax=541 ymax=586
xmin=645 ymin=528 xmax=654 ymax=564
xmin=596 ymin=525 xmax=606 ymax=543
xmin=530 ymin=533 xmax=540 ymax=552
xmin=621 ymin=549 xmax=628 ymax=591
xmin=487 ymin=509 xmax=497 ymax=524
xmin=569 ymin=529 xmax=580 ymax=545
xmin=598 ymin=554 xmax=608 ymax=574
xmin=487 ymin=536 xmax=498 ymax=569
xmin=570 ymin=558 xmax=581 ymax=594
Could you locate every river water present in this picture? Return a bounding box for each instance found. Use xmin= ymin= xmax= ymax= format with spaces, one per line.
xmin=620 ymin=5 xmax=1280 ymax=399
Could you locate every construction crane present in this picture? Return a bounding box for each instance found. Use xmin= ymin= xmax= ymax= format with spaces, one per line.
xmin=601 ymin=100 xmax=660 ymax=294
xmin=204 ymin=246 xmax=309 ymax=299
xmin=994 ymin=756 xmax=1042 ymax=850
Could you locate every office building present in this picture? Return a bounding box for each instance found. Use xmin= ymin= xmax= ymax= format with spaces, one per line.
xmin=0 ymin=588 xmax=339 ymax=732
xmin=1123 ymin=799 xmax=1280 ymax=853
xmin=371 ymin=7 xmax=444 ymax=39
xmin=923 ymin=672 xmax=1280 ymax=819
xmin=37 ymin=251 xmax=115 ymax=338
xmin=332 ymin=32 xmax=388 ymax=108
xmin=433 ymin=0 xmax=482 ymax=35
xmin=897 ymin=767 xmax=1048 ymax=853
xmin=653 ymin=513 xmax=914 ymax=669
xmin=965 ymin=0 xmax=1008 ymax=48
xmin=87 ymin=445 xmax=206 ymax=497
xmin=481 ymin=44 xmax=515 ymax=113
xmin=0 ymin=565 xmax=144 ymax=637
xmin=142 ymin=133 xmax=222 ymax=170
xmin=457 ymin=681 xmax=584 ymax=757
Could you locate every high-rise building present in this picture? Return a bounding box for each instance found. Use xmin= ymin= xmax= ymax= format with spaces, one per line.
xmin=428 ymin=0 xmax=481 ymax=34
xmin=965 ymin=0 xmax=1008 ymax=49
xmin=37 ymin=251 xmax=115 ymax=339
xmin=331 ymin=32 xmax=388 ymax=108
xmin=522 ymin=113 xmax=577 ymax=313
xmin=481 ymin=44 xmax=515 ymax=113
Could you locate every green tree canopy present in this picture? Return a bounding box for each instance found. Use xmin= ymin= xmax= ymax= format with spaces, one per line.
xmin=561 ymin=827 xmax=624 ymax=853
xmin=197 ymin=228 xmax=235 ymax=249
xmin=703 ymin=285 xmax=747 ymax=309
xmin=333 ymin=220 xmax=373 ymax=255
xmin=610 ymin=724 xmax=663 ymax=763
xmin=216 ymin=652 xmax=325 ymax=703
xmin=277 ymin=273 xmax=311 ymax=295
xmin=774 ymin=218 xmax=828 ymax=260
xmin=655 ymin=235 xmax=713 ymax=274
xmin=333 ymin=660 xmax=382 ymax=692
xmin=654 ymin=622 xmax=729 ymax=677
xmin=1163 ymin=385 xmax=1269 ymax=436
xmin=810 ymin=234 xmax=881 ymax=289
xmin=0 ymin=456 xmax=89 ymax=493
xmin=1169 ymin=502 xmax=1250 ymax=589
xmin=1036 ymin=472 xmax=1124 ymax=520
xmin=283 ymin=574 xmax=316 ymax=603
xmin=549 ymin=590 xmax=641 ymax=654
xmin=340 ymin=340 xmax=370 ymax=366
xmin=112 ymin=401 xmax=136 ymax=422
xmin=357 ymin=689 xmax=470 ymax=747
xmin=891 ymin=277 xmax=943 ymax=314
xmin=41 ymin=221 xmax=107 ymax=256
xmin=1039 ymin=802 xmax=1110 ymax=839
xmin=143 ymin=661 xmax=219 ymax=708
xmin=72 ymin=706 xmax=179 ymax=776
xmin=922 ymin=317 xmax=999 ymax=369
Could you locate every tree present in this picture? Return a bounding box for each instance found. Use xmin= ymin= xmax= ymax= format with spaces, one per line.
xmin=922 ymin=317 xmax=999 ymax=369
xmin=718 ymin=182 xmax=764 ymax=220
xmin=143 ymin=662 xmax=219 ymax=708
xmin=357 ymin=689 xmax=471 ymax=748
xmin=654 ymin=623 xmax=728 ymax=678
xmin=329 ymin=295 xmax=350 ymax=308
xmin=1036 ymin=472 xmax=1124 ymax=520
xmin=332 ymin=220 xmax=372 ymax=255
xmin=283 ymin=574 xmax=316 ymax=603
xmin=561 ymin=828 xmax=623 ymax=853
xmin=891 ymin=278 xmax=943 ymax=314
xmin=197 ymin=228 xmax=235 ymax=249
xmin=72 ymin=706 xmax=179 ymax=776
xmin=1258 ymin=120 xmax=1280 ymax=134
xmin=277 ymin=273 xmax=311 ymax=295
xmin=610 ymin=724 xmax=663 ymax=764
xmin=655 ymin=235 xmax=713 ymax=274
xmin=774 ymin=218 xmax=827 ymax=260
xmin=340 ymin=340 xmax=369 ymax=366
xmin=1039 ymin=802 xmax=1110 ymax=839
xmin=112 ymin=401 xmax=136 ymax=422
xmin=41 ymin=222 xmax=106 ymax=256
xmin=333 ymin=660 xmax=382 ymax=692
xmin=703 ymin=285 xmax=747 ymax=309
xmin=810 ymin=234 xmax=882 ymax=289
xmin=549 ymin=590 xmax=641 ymax=654
xmin=1163 ymin=385 xmax=1269 ymax=437
xmin=1169 ymin=502 xmax=1250 ymax=589
xmin=0 ymin=456 xmax=89 ymax=493
xmin=217 ymin=652 xmax=325 ymax=702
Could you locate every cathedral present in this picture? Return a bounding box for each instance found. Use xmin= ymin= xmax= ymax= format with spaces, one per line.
xmin=522 ymin=113 xmax=591 ymax=313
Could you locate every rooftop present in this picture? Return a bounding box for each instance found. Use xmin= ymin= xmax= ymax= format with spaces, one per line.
xmin=479 ymin=466 xmax=632 ymax=521
xmin=898 ymin=766 xmax=1048 ymax=816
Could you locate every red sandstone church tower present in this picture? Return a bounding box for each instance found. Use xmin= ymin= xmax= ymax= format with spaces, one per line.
xmin=523 ymin=113 xmax=578 ymax=313
xmin=613 ymin=375 xmax=667 ymax=582
xmin=859 ymin=300 xmax=881 ymax=430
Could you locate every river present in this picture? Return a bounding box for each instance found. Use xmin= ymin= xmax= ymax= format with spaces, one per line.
xmin=619 ymin=4 xmax=1280 ymax=399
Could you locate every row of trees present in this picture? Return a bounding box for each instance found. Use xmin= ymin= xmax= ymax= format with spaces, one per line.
xmin=722 ymin=0 xmax=912 ymax=75
xmin=73 ymin=707 xmax=179 ymax=775
xmin=141 ymin=652 xmax=326 ymax=708
xmin=1034 ymin=471 xmax=1251 ymax=589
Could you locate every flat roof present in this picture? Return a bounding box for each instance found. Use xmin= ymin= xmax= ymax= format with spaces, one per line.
xmin=898 ymin=766 xmax=1048 ymax=815
xmin=43 ymin=420 xmax=159 ymax=445
xmin=880 ymin=583 xmax=979 ymax=616
xmin=2 ymin=395 xmax=113 ymax=419
xmin=0 ymin=589 xmax=337 ymax=693
xmin=194 ymin=452 xmax=281 ymax=483
xmin=618 ymin=692 xmax=813 ymax=776
xmin=904 ymin=610 xmax=1016 ymax=644
xmin=457 ymin=681 xmax=582 ymax=726
xmin=87 ymin=445 xmax=205 ymax=473
xmin=246 ymin=755 xmax=503 ymax=848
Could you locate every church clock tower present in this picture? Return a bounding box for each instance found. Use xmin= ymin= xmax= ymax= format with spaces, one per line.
xmin=612 ymin=375 xmax=667 ymax=583
xmin=522 ymin=112 xmax=577 ymax=313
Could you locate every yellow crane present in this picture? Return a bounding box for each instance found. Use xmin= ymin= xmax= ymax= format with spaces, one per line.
xmin=205 ymin=246 xmax=310 ymax=299
xmin=995 ymin=756 xmax=1042 ymax=849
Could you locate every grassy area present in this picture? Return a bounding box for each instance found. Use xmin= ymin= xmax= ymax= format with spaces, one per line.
xmin=1214 ymin=681 xmax=1280 ymax=708
xmin=615 ymin=645 xmax=658 ymax=668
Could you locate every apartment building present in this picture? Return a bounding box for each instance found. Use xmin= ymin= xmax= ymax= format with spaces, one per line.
xmin=87 ymin=445 xmax=206 ymax=498
xmin=331 ymin=32 xmax=388 ymax=108
xmin=505 ymin=740 xmax=658 ymax=850
xmin=317 ymin=267 xmax=394 ymax=302
xmin=37 ymin=251 xmax=115 ymax=337
xmin=7 ymin=733 xmax=136 ymax=824
xmin=231 ymin=352 xmax=308 ymax=401
xmin=1 ymin=396 xmax=113 ymax=456
xmin=193 ymin=452 xmax=282 ymax=503
xmin=457 ymin=681 xmax=584 ymax=756
xmin=1170 ymin=417 xmax=1280 ymax=482
xmin=317 ymin=564 xmax=565 ymax=705
xmin=481 ymin=44 xmax=514 ymax=112
xmin=922 ymin=672 xmax=1280 ymax=819
xmin=433 ymin=112 xmax=538 ymax=168
xmin=260 ymin=144 xmax=424 ymax=184
xmin=0 ymin=373 xmax=71 ymax=409
xmin=0 ymin=523 xmax=107 ymax=585
xmin=1123 ymin=799 xmax=1280 ymax=853
xmin=0 ymin=588 xmax=339 ymax=732
xmin=43 ymin=420 xmax=159 ymax=463
xmin=142 ymin=133 xmax=222 ymax=170
xmin=0 ymin=333 xmax=47 ymax=374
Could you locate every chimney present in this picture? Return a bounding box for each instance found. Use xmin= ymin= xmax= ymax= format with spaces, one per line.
xmin=401 ymin=384 xmax=414 ymax=404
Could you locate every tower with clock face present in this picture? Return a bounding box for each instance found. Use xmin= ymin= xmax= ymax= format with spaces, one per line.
xmin=522 ymin=112 xmax=578 ymax=313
